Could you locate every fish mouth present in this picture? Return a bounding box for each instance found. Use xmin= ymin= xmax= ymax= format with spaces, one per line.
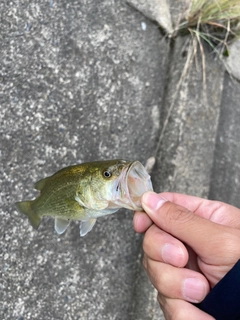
xmin=112 ymin=161 xmax=153 ymax=211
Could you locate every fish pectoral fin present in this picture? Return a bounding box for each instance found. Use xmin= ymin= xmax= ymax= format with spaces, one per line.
xmin=75 ymin=193 xmax=108 ymax=211
xmin=80 ymin=219 xmax=97 ymax=237
xmin=65 ymin=198 xmax=85 ymax=213
xmin=54 ymin=218 xmax=70 ymax=234
xmin=75 ymin=195 xmax=86 ymax=208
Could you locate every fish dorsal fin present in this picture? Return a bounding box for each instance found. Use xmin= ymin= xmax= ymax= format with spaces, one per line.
xmin=34 ymin=177 xmax=50 ymax=191
xmin=54 ymin=218 xmax=70 ymax=234
xmin=80 ymin=219 xmax=97 ymax=237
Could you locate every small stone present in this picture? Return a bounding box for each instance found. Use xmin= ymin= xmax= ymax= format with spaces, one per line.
xmin=141 ymin=22 xmax=147 ymax=31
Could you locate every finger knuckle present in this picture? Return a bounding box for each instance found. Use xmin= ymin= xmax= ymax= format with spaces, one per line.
xmin=142 ymin=229 xmax=151 ymax=254
xmin=158 ymin=295 xmax=178 ymax=320
xmin=165 ymin=204 xmax=196 ymax=226
xmin=142 ymin=226 xmax=155 ymax=254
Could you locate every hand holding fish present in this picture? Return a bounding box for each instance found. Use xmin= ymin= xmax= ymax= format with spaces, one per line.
xmin=16 ymin=160 xmax=152 ymax=236
xmin=134 ymin=192 xmax=240 ymax=320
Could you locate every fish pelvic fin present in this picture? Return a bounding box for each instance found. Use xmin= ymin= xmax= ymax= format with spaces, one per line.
xmin=80 ymin=219 xmax=97 ymax=237
xmin=15 ymin=200 xmax=41 ymax=229
xmin=54 ymin=217 xmax=70 ymax=234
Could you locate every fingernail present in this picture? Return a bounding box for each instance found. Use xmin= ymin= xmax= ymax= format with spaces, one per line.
xmin=183 ymin=278 xmax=206 ymax=303
xmin=162 ymin=243 xmax=184 ymax=267
xmin=142 ymin=192 xmax=167 ymax=211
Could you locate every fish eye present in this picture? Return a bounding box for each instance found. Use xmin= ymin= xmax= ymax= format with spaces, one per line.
xmin=103 ymin=170 xmax=112 ymax=178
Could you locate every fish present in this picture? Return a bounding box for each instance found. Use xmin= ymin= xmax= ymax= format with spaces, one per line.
xmin=15 ymin=159 xmax=153 ymax=236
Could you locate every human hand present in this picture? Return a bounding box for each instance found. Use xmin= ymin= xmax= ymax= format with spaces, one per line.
xmin=133 ymin=192 xmax=240 ymax=320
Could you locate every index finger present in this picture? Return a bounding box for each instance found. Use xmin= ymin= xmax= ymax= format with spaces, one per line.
xmin=141 ymin=192 xmax=240 ymax=264
xmin=133 ymin=211 xmax=153 ymax=233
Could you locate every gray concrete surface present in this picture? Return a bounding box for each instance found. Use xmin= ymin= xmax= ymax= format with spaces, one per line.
xmin=1 ymin=1 xmax=240 ymax=320
xmin=209 ymin=74 xmax=240 ymax=207
xmin=153 ymin=39 xmax=225 ymax=197
xmin=1 ymin=1 xmax=165 ymax=319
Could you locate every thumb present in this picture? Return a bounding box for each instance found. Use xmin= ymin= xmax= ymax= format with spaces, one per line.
xmin=141 ymin=192 xmax=240 ymax=264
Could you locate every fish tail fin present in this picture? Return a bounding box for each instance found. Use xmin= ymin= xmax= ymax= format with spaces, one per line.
xmin=15 ymin=200 xmax=41 ymax=229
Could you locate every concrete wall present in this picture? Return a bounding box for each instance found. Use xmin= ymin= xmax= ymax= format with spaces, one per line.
xmin=1 ymin=1 xmax=240 ymax=319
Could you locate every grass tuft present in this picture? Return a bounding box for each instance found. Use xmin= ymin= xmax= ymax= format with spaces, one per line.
xmin=177 ymin=0 xmax=240 ymax=54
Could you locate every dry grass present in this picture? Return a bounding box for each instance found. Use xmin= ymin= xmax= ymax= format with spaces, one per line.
xmin=155 ymin=1 xmax=240 ymax=153
xmin=176 ymin=0 xmax=240 ymax=55
xmin=188 ymin=0 xmax=240 ymax=25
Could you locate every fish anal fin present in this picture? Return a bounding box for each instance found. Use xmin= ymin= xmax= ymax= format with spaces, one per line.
xmin=54 ymin=218 xmax=70 ymax=234
xmin=34 ymin=177 xmax=50 ymax=191
xmin=15 ymin=200 xmax=41 ymax=229
xmin=80 ymin=219 xmax=97 ymax=237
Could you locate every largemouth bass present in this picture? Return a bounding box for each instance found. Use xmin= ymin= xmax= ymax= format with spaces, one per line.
xmin=16 ymin=159 xmax=153 ymax=236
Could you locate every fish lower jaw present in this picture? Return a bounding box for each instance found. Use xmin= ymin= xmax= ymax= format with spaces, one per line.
xmin=112 ymin=198 xmax=142 ymax=211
